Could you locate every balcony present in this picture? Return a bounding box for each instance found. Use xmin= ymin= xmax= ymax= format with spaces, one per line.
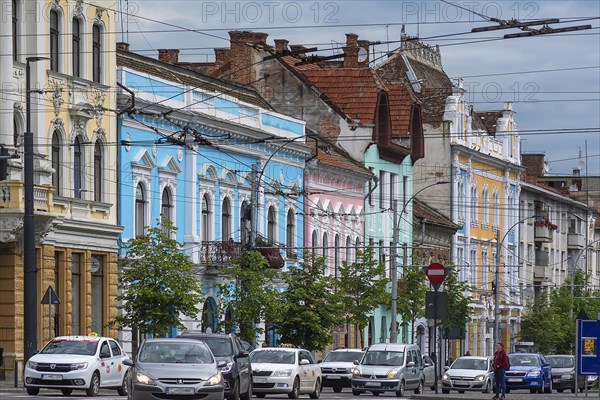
xmin=534 ymin=225 xmax=553 ymax=243
xmin=199 ymin=240 xmax=243 ymax=267
xmin=534 ymin=265 xmax=546 ymax=281
xmin=567 ymin=233 xmax=585 ymax=249
xmin=535 ymin=250 xmax=549 ymax=267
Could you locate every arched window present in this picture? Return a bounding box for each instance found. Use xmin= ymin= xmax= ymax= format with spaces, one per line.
xmin=13 ymin=117 xmax=19 ymax=148
xmin=286 ymin=209 xmax=295 ymax=254
xmin=492 ymin=190 xmax=499 ymax=229
xmin=51 ymin=131 xmax=61 ymax=195
xmin=12 ymin=0 xmax=18 ymax=61
xmin=457 ymin=181 xmax=465 ymax=221
xmin=221 ymin=197 xmax=231 ymax=241
xmin=345 ymin=235 xmax=352 ymax=264
xmin=267 ymin=206 xmax=276 ymax=244
xmin=311 ymin=230 xmax=318 ymax=258
xmin=482 ymin=188 xmax=489 ymax=227
xmin=201 ymin=298 xmax=216 ymax=333
xmin=161 ymin=188 xmax=172 ymax=224
xmin=240 ymin=201 xmax=249 ymax=244
xmin=470 ymin=184 xmax=478 ymax=224
xmin=93 ymin=140 xmax=102 ymax=202
xmin=73 ymin=136 xmax=82 ymax=198
xmin=135 ymin=184 xmax=146 ymax=238
xmin=201 ymin=194 xmax=211 ymax=241
xmin=322 ymin=232 xmax=328 ymax=260
xmin=49 ymin=10 xmax=59 ymax=72
xmin=92 ymin=24 xmax=101 ymax=82
xmin=334 ymin=234 xmax=341 ymax=278
xmin=72 ymin=18 xmax=81 ymax=77
xmin=355 ymin=237 xmax=361 ymax=262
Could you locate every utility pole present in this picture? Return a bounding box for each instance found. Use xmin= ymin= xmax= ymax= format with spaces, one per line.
xmin=494 ymin=229 xmax=501 ymax=346
xmin=250 ymin=164 xmax=258 ymax=247
xmin=390 ymin=200 xmax=399 ymax=343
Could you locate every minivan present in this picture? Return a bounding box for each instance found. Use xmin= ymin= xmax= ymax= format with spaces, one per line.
xmin=351 ymin=343 xmax=425 ymax=397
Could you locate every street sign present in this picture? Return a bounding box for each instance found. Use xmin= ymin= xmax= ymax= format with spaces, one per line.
xmin=577 ymin=319 xmax=600 ymax=375
xmin=425 ymin=291 xmax=448 ymax=320
xmin=426 ymin=263 xmax=447 ymax=291
xmin=41 ymin=286 xmax=60 ymax=305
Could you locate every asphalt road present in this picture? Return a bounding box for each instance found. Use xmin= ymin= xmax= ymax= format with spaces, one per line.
xmin=1 ymin=387 xmax=599 ymax=400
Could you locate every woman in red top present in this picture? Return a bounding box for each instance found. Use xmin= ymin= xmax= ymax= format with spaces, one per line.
xmin=493 ymin=342 xmax=509 ymax=400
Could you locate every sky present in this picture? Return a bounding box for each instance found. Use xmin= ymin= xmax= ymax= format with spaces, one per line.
xmin=115 ymin=0 xmax=600 ymax=175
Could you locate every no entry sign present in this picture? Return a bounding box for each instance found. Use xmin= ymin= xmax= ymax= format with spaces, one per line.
xmin=426 ymin=263 xmax=447 ymax=291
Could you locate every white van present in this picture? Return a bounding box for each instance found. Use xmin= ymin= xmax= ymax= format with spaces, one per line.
xmin=351 ymin=343 xmax=425 ymax=397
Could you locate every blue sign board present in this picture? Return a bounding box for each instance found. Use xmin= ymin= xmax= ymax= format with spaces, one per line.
xmin=577 ymin=319 xmax=600 ymax=375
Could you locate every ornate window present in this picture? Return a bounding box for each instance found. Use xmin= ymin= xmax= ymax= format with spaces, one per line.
xmin=93 ymin=140 xmax=102 ymax=202
xmin=482 ymin=187 xmax=489 ymax=227
xmin=322 ymin=232 xmax=328 ymax=260
xmin=161 ymin=188 xmax=173 ymax=227
xmin=73 ymin=136 xmax=82 ymax=198
xmin=201 ymin=194 xmax=211 ymax=241
xmin=72 ymin=18 xmax=81 ymax=77
xmin=345 ymin=235 xmax=352 ymax=264
xmin=240 ymin=201 xmax=249 ymax=244
xmin=334 ymin=234 xmax=341 ymax=278
xmin=221 ymin=197 xmax=231 ymax=241
xmin=492 ymin=190 xmax=500 ymax=229
xmin=470 ymin=184 xmax=478 ymax=225
xmin=92 ymin=24 xmax=101 ymax=82
xmin=286 ymin=209 xmax=295 ymax=254
xmin=51 ymin=131 xmax=61 ymax=195
xmin=311 ymin=230 xmax=318 ymax=258
xmin=135 ymin=184 xmax=146 ymax=238
xmin=49 ymin=10 xmax=59 ymax=72
xmin=267 ymin=206 xmax=276 ymax=244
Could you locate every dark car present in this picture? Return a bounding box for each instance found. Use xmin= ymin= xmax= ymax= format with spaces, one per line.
xmin=505 ymin=353 xmax=552 ymax=394
xmin=177 ymin=332 xmax=251 ymax=400
xmin=546 ymin=355 xmax=585 ymax=393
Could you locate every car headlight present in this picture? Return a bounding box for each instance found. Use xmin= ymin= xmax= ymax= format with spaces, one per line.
xmin=136 ymin=373 xmax=156 ymax=385
xmin=474 ymin=375 xmax=485 ymax=381
xmin=442 ymin=373 xmax=450 ymax=381
xmin=220 ymin=362 xmax=234 ymax=373
xmin=272 ymin=369 xmax=292 ymax=377
xmin=352 ymin=368 xmax=360 ymax=376
xmin=562 ymin=374 xmax=574 ymax=380
xmin=26 ymin=361 xmax=38 ymax=369
xmin=205 ymin=373 xmax=223 ymax=386
xmin=387 ymin=370 xmax=398 ymax=379
xmin=70 ymin=362 xmax=88 ymax=370
xmin=527 ymin=370 xmax=541 ymax=377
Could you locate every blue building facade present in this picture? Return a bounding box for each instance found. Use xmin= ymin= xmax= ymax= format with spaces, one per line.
xmin=116 ymin=48 xmax=310 ymax=347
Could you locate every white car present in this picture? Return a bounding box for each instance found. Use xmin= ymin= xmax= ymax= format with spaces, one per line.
xmin=24 ymin=335 xmax=130 ymax=396
xmin=249 ymin=347 xmax=322 ymax=399
xmin=441 ymin=356 xmax=494 ymax=394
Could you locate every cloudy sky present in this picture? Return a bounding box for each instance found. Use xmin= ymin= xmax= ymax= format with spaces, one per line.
xmin=116 ymin=0 xmax=600 ymax=175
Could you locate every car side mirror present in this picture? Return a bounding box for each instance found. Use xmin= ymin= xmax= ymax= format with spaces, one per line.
xmin=300 ymin=359 xmax=310 ymax=365
xmin=123 ymin=359 xmax=134 ymax=367
xmin=236 ymin=351 xmax=249 ymax=359
xmin=407 ymin=361 xmax=415 ymax=368
xmin=317 ymin=360 xmax=322 ymax=363
xmin=353 ymin=360 xmax=359 ymax=365
xmin=444 ymin=366 xmax=449 ymax=371
xmin=217 ymin=360 xmax=228 ymax=368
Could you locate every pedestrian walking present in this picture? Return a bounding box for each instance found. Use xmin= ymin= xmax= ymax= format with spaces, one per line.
xmin=492 ymin=342 xmax=509 ymax=400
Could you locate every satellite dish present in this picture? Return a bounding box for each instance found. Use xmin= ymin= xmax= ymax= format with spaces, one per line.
xmin=357 ymin=47 xmax=368 ymax=63
xmin=543 ymin=162 xmax=550 ymax=174
xmin=576 ymin=160 xmax=585 ymax=171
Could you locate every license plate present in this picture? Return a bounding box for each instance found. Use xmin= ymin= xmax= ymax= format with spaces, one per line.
xmin=508 ymin=378 xmax=521 ymax=382
xmin=253 ymin=378 xmax=267 ymax=384
xmin=165 ymin=387 xmax=195 ymax=395
xmin=454 ymin=381 xmax=468 ymax=386
xmin=41 ymin=374 xmax=62 ymax=380
xmin=553 ymin=379 xmax=560 ymax=383
xmin=326 ymin=376 xmax=340 ymax=379
xmin=365 ymin=382 xmax=380 ymax=387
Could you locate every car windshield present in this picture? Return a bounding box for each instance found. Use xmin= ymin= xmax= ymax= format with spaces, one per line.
xmin=509 ymin=355 xmax=540 ymax=367
xmin=202 ymin=338 xmax=233 ymax=357
xmin=362 ymin=351 xmax=404 ymax=366
xmin=450 ymin=358 xmax=488 ymax=371
xmin=250 ymin=350 xmax=295 ymax=364
xmin=323 ymin=351 xmax=363 ymax=363
xmin=138 ymin=342 xmax=213 ymax=364
xmin=40 ymin=340 xmax=98 ymax=355
xmin=546 ymin=356 xmax=574 ymax=368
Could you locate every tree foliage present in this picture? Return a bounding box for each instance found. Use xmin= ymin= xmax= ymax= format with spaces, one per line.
xmin=337 ymin=245 xmax=389 ymax=347
xmin=397 ymin=265 xmax=427 ymax=342
xmin=112 ymin=218 xmax=203 ymax=337
xmin=273 ymin=255 xmax=344 ymax=351
xmin=442 ymin=264 xmax=471 ymax=332
xmin=214 ymin=249 xmax=279 ymax=343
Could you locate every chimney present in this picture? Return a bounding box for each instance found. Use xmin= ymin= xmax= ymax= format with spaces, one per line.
xmin=228 ymin=31 xmax=268 ymax=85
xmin=522 ymin=154 xmax=546 ymax=178
xmin=358 ymin=39 xmax=370 ymax=64
xmin=289 ymin=45 xmax=307 ymax=56
xmin=274 ymin=39 xmax=289 ymax=53
xmin=116 ymin=42 xmax=130 ymax=52
xmin=343 ymin=33 xmax=360 ymax=68
xmin=158 ymin=49 xmax=179 ymax=64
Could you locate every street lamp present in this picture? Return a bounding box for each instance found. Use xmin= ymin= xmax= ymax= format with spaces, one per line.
xmin=493 ymin=214 xmax=540 ymax=347
xmin=24 ymin=56 xmax=49 ymax=363
xmin=390 ymin=180 xmax=450 ymax=343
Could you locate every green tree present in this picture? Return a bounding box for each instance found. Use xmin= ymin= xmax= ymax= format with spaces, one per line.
xmin=112 ymin=218 xmax=203 ymax=337
xmin=337 ymin=245 xmax=389 ymax=347
xmin=273 ymin=255 xmax=343 ymax=351
xmin=397 ymin=265 xmax=427 ymax=343
xmin=442 ymin=264 xmax=471 ymax=337
xmin=519 ymin=294 xmax=558 ymax=354
xmin=214 ymin=249 xmax=279 ymax=343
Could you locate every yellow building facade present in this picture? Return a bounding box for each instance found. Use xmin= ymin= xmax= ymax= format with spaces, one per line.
xmin=0 ymin=0 xmax=120 ymax=380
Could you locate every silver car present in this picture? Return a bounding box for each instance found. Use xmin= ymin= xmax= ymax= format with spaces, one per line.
xmin=124 ymin=338 xmax=226 ymax=400
xmin=319 ymin=349 xmax=364 ymax=392
xmin=441 ymin=356 xmax=494 ymax=394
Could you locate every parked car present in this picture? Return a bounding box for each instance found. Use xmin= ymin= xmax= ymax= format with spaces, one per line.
xmin=24 ymin=335 xmax=130 ymax=396
xmin=351 ymin=343 xmax=425 ymax=397
xmin=319 ymin=349 xmax=364 ymax=392
xmin=505 ymin=352 xmax=552 ymax=394
xmin=249 ymin=347 xmax=322 ymax=399
xmin=422 ymin=355 xmax=436 ymax=391
xmin=587 ymin=375 xmax=598 ymax=390
xmin=440 ymin=356 xmax=493 ymax=394
xmin=546 ymin=355 xmax=585 ymax=393
xmin=177 ymin=332 xmax=252 ymax=400
xmin=123 ymin=338 xmax=225 ymax=400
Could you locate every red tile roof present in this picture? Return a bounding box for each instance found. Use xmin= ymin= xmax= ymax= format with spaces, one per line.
xmin=413 ymin=199 xmax=460 ymax=230
xmin=386 ymin=83 xmax=416 ymax=136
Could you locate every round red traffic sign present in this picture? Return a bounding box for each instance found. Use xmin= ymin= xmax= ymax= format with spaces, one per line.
xmin=426 ymin=263 xmax=447 ymax=283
